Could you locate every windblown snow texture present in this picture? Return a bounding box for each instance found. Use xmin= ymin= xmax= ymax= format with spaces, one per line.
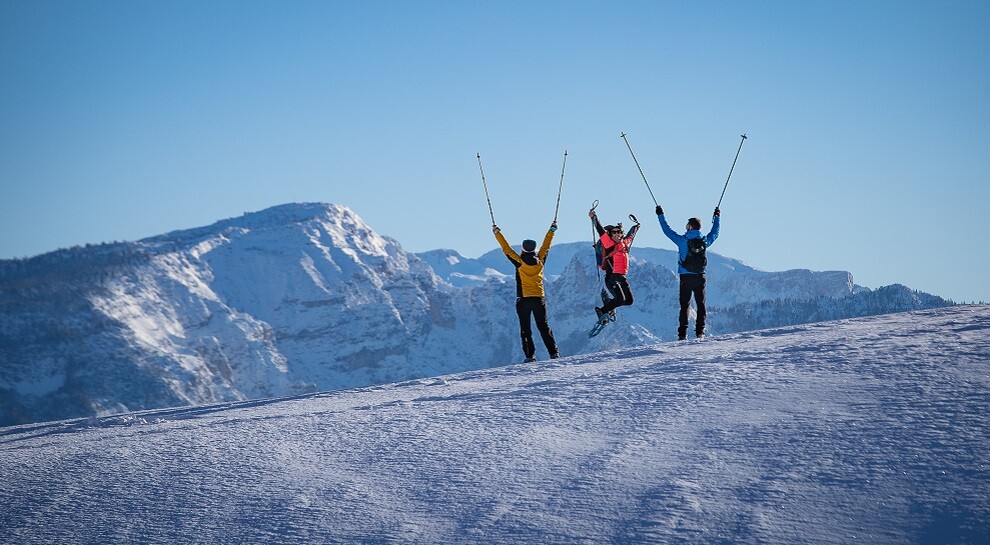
xmin=1 ymin=306 xmax=987 ymax=544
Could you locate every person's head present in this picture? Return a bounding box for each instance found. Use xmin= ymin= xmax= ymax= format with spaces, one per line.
xmin=686 ymin=218 xmax=702 ymax=231
xmin=522 ymin=239 xmax=537 ymax=252
xmin=606 ymin=223 xmax=624 ymax=240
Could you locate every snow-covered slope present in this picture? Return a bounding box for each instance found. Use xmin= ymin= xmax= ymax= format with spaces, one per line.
xmin=0 ymin=203 xmax=954 ymax=426
xmin=2 ymin=306 xmax=987 ymax=545
xmin=0 ymin=203 xmax=476 ymax=426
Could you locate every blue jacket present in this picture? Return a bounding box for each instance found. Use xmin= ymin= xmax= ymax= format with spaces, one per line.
xmin=658 ymin=214 xmax=720 ymax=274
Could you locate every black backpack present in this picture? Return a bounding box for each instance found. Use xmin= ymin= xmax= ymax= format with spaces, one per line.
xmin=680 ymin=237 xmax=707 ymax=273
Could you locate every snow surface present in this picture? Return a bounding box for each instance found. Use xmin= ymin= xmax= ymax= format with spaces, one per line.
xmin=2 ymin=305 xmax=988 ymax=544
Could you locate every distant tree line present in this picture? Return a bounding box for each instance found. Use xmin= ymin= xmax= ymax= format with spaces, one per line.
xmin=0 ymin=242 xmax=156 ymax=290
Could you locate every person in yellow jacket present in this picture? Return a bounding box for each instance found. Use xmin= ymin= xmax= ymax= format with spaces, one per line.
xmin=493 ymin=221 xmax=560 ymax=362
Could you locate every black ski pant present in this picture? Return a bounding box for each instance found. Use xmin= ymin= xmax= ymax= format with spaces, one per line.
xmin=516 ymin=296 xmax=558 ymax=359
xmin=678 ymin=273 xmax=707 ymax=337
xmin=600 ymin=273 xmax=633 ymax=314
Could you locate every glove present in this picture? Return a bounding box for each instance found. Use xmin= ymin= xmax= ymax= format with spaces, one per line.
xmin=550 ymin=221 xmax=558 ymax=232
xmin=714 ymin=207 xmax=721 ymax=217
xmin=492 ymin=225 xmax=500 ymax=234
xmin=588 ymin=209 xmax=597 ymax=218
xmin=655 ymin=205 xmax=663 ymax=216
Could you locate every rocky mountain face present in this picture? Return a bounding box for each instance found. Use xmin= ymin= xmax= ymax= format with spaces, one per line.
xmin=0 ymin=203 xmax=953 ymax=426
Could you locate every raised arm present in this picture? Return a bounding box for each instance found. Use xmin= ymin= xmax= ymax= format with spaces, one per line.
xmin=705 ymin=208 xmax=721 ymax=247
xmin=538 ymin=221 xmax=557 ymax=261
xmin=624 ymin=219 xmax=641 ymax=246
xmin=589 ymin=209 xmax=605 ymax=236
xmin=656 ymin=204 xmax=682 ymax=244
xmin=493 ymin=226 xmax=521 ymax=264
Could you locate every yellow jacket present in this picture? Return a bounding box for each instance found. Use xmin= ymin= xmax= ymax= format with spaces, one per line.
xmin=495 ymin=228 xmax=555 ymax=298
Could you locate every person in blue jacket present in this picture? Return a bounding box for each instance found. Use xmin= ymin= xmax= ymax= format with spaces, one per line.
xmin=657 ymin=204 xmax=720 ymax=340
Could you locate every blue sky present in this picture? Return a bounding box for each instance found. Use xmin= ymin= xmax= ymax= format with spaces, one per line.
xmin=2 ymin=1 xmax=987 ymax=302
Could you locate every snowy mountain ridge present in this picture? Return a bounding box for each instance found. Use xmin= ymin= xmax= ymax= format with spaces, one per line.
xmin=2 ymin=305 xmax=987 ymax=544
xmin=0 ymin=202 xmax=954 ymax=426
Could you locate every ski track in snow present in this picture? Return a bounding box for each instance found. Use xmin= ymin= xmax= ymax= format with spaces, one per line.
xmin=1 ymin=306 xmax=988 ymax=544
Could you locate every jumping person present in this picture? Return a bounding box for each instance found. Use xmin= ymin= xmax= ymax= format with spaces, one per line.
xmin=493 ymin=221 xmax=560 ymax=362
xmin=657 ymin=205 xmax=721 ymax=340
xmin=590 ymin=208 xmax=641 ymax=321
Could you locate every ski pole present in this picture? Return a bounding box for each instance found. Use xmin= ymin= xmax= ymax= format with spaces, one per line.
xmin=620 ymin=132 xmax=658 ymax=206
xmin=590 ymin=200 xmax=602 ymax=284
xmin=716 ymin=134 xmax=748 ymax=209
xmin=477 ymin=153 xmax=496 ymax=226
xmin=553 ymin=149 xmax=568 ymax=222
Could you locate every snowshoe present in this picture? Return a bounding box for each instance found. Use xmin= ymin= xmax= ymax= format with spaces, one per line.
xmin=589 ymin=308 xmax=611 ymax=338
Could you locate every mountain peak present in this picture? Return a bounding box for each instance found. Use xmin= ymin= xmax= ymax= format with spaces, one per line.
xmin=142 ymin=202 xmax=373 ymax=250
xmin=232 ymin=202 xmax=344 ymax=228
